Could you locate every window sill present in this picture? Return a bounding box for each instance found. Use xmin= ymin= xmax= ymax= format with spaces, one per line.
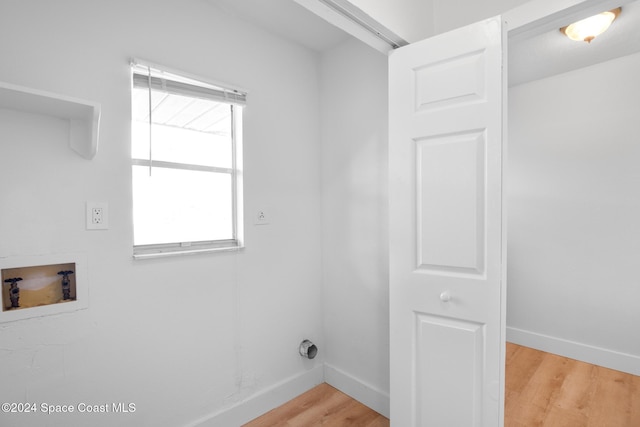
xmin=133 ymin=242 xmax=243 ymax=260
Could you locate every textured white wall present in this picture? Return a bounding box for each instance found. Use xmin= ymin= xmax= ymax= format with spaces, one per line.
xmin=508 ymin=51 xmax=640 ymax=372
xmin=319 ymin=38 xmax=390 ymax=415
xmin=0 ymin=1 xmax=324 ymax=426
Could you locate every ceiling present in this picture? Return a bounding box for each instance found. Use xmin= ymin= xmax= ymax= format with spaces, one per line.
xmin=207 ymin=0 xmax=640 ymax=85
xmin=509 ymin=1 xmax=640 ymax=86
xmin=207 ymin=0 xmax=350 ymax=52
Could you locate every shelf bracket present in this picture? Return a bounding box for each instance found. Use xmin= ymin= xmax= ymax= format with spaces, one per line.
xmin=0 ymin=81 xmax=101 ymax=160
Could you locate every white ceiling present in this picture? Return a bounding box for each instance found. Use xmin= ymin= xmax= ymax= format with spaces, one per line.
xmin=207 ymin=0 xmax=640 ymax=86
xmin=207 ymin=0 xmax=350 ymax=52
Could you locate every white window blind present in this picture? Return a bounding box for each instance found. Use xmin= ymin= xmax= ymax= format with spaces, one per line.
xmin=131 ymin=66 xmax=247 ymax=106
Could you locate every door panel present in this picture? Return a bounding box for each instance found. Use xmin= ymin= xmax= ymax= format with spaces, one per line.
xmin=389 ymin=16 xmax=505 ymax=427
xmin=415 ymin=314 xmax=485 ymax=426
xmin=416 ymin=131 xmax=486 ymax=274
xmin=415 ymin=50 xmax=487 ymax=112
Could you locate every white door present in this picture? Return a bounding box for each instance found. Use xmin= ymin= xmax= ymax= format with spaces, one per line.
xmin=389 ymin=16 xmax=506 ymax=426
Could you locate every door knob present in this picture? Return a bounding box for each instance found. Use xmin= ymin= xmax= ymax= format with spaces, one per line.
xmin=440 ymin=291 xmax=451 ymax=302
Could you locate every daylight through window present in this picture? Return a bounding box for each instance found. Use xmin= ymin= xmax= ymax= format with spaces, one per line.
xmin=131 ymin=62 xmax=245 ymax=257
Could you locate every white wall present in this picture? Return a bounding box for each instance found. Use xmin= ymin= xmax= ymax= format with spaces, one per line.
xmin=320 ymin=38 xmax=390 ymax=415
xmin=507 ymin=51 xmax=640 ymax=374
xmin=0 ymin=1 xmax=325 ymax=426
xmin=432 ymin=0 xmax=530 ymax=34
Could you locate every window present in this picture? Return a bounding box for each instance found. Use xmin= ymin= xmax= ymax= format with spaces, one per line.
xmin=131 ymin=62 xmax=245 ymax=258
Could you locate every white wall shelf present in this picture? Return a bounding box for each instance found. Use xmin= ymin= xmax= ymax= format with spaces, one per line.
xmin=0 ymin=81 xmax=100 ymax=159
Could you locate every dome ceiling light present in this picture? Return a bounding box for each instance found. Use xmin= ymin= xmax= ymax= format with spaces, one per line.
xmin=560 ymin=7 xmax=621 ymax=43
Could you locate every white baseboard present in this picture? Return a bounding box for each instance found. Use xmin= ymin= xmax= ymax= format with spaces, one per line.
xmin=507 ymin=326 xmax=640 ymax=376
xmin=187 ymin=365 xmax=324 ymax=427
xmin=324 ymin=363 xmax=390 ymax=418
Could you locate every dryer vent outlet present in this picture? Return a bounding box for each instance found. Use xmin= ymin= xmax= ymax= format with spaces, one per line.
xmin=299 ymin=339 xmax=318 ymax=359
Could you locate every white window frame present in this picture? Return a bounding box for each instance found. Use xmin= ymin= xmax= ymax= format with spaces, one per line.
xmin=130 ymin=60 xmax=245 ymax=259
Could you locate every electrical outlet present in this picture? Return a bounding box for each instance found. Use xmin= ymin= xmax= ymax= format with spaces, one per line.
xmin=92 ymin=207 xmax=104 ymax=224
xmin=86 ymin=202 xmax=109 ymax=230
xmin=255 ymin=209 xmax=269 ymax=225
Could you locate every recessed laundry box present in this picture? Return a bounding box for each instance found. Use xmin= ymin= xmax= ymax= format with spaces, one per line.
xmin=0 ymin=253 xmax=88 ymax=323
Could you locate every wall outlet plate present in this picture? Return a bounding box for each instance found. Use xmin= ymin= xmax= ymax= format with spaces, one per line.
xmin=86 ymin=202 xmax=108 ymax=230
xmin=254 ymin=209 xmax=269 ymax=225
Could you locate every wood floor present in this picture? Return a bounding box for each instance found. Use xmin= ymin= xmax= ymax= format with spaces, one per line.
xmin=242 ymin=383 xmax=388 ymax=427
xmin=505 ymin=342 xmax=640 ymax=427
xmin=245 ymin=343 xmax=640 ymax=426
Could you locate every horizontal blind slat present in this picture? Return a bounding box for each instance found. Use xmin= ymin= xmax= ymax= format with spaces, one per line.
xmin=132 ymin=73 xmax=246 ymax=106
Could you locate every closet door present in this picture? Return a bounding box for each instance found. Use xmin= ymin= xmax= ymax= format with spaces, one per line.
xmin=389 ymin=16 xmax=506 ymax=426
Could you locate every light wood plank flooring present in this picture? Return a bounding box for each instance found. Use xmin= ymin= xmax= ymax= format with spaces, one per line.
xmin=242 ymin=383 xmax=388 ymax=427
xmin=506 ymin=342 xmax=640 ymax=427
xmin=245 ymin=344 xmax=640 ymax=426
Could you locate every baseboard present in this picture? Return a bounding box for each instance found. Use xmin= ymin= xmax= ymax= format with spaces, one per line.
xmin=187 ymin=365 xmax=324 ymax=427
xmin=324 ymin=363 xmax=390 ymax=418
xmin=507 ymin=326 xmax=640 ymax=376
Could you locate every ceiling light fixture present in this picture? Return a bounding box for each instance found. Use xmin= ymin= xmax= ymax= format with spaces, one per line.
xmin=560 ymin=7 xmax=621 ymax=43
